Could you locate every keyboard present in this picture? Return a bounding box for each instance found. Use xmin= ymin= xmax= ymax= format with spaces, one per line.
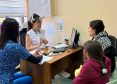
xmin=53 ymin=47 xmax=67 ymax=53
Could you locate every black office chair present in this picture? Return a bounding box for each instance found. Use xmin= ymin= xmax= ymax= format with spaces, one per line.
xmin=19 ymin=28 xmax=27 ymax=48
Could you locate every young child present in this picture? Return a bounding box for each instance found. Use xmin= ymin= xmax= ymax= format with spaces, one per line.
xmin=73 ymin=40 xmax=111 ymax=84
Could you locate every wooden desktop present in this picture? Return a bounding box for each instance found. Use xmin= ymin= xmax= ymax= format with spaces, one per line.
xmin=20 ymin=47 xmax=83 ymax=84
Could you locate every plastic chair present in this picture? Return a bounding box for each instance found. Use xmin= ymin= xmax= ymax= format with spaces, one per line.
xmin=13 ymin=72 xmax=32 ymax=84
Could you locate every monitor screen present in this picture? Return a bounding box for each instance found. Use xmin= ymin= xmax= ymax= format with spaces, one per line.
xmin=71 ymin=28 xmax=80 ymax=48
xmin=71 ymin=28 xmax=77 ymax=45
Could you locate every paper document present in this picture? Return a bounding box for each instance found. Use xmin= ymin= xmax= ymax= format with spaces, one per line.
xmin=39 ymin=55 xmax=53 ymax=64
xmin=53 ymin=43 xmax=68 ymax=48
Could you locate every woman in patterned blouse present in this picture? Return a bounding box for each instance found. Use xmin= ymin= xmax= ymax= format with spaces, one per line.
xmin=0 ymin=18 xmax=43 ymax=84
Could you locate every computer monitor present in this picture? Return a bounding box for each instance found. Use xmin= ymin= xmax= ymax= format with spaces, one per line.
xmin=71 ymin=28 xmax=80 ymax=48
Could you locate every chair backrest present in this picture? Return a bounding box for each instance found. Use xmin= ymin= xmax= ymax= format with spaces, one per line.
xmin=19 ymin=28 xmax=27 ymax=47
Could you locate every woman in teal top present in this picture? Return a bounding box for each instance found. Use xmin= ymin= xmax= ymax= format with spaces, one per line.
xmin=0 ymin=18 xmax=43 ymax=84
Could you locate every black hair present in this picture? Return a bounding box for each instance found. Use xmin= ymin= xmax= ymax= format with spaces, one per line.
xmin=28 ymin=13 xmax=41 ymax=30
xmin=89 ymin=20 xmax=105 ymax=35
xmin=0 ymin=18 xmax=19 ymax=48
xmin=84 ymin=40 xmax=107 ymax=76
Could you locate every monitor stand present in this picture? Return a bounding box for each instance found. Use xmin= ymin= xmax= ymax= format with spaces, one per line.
xmin=72 ymin=43 xmax=79 ymax=49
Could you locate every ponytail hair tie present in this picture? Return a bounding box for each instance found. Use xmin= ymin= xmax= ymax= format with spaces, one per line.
xmin=30 ymin=15 xmax=42 ymax=23
xmin=102 ymin=68 xmax=107 ymax=76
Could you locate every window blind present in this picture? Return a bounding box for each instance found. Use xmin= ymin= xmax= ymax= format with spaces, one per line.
xmin=0 ymin=0 xmax=27 ymax=17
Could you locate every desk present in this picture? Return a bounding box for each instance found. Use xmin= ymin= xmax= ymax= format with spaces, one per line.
xmin=20 ymin=47 xmax=83 ymax=84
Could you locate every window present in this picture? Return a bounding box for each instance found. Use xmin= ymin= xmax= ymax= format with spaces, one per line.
xmin=0 ymin=0 xmax=28 ymax=17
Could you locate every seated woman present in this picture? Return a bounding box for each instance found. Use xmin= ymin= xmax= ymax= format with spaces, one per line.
xmin=73 ymin=40 xmax=111 ymax=84
xmin=0 ymin=18 xmax=43 ymax=84
xmin=26 ymin=13 xmax=48 ymax=51
xmin=88 ymin=19 xmax=115 ymax=73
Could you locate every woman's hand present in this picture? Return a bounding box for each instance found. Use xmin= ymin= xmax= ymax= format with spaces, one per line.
xmin=37 ymin=50 xmax=44 ymax=55
xmin=40 ymin=38 xmax=48 ymax=44
xmin=33 ymin=50 xmax=39 ymax=57
xmin=33 ymin=50 xmax=43 ymax=57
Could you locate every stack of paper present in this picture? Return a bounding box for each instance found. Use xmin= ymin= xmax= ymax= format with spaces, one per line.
xmin=39 ymin=55 xmax=53 ymax=64
xmin=53 ymin=43 xmax=68 ymax=48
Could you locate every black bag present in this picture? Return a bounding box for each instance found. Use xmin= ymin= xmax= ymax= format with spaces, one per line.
xmin=104 ymin=46 xmax=116 ymax=73
xmin=108 ymin=35 xmax=117 ymax=56
xmin=104 ymin=35 xmax=117 ymax=73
